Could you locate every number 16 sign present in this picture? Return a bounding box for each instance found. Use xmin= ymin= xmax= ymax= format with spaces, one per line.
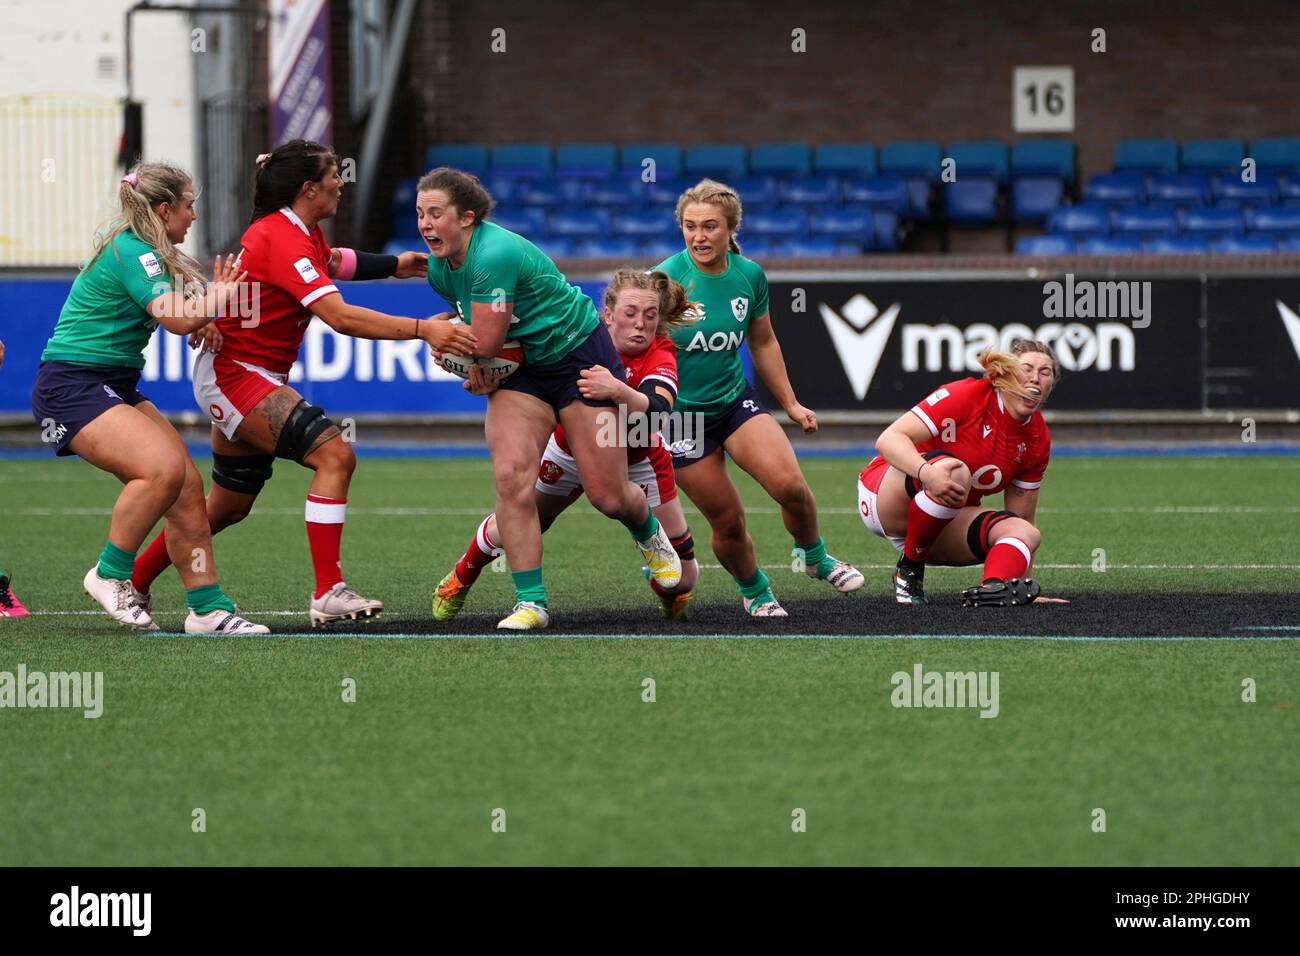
xmin=1013 ymin=66 xmax=1075 ymax=132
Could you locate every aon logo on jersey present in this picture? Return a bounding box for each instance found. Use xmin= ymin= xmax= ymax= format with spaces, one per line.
xmin=686 ymin=330 xmax=744 ymax=352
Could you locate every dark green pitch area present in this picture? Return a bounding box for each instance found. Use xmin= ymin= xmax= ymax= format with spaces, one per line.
xmin=1 ymin=454 xmax=1296 ymax=864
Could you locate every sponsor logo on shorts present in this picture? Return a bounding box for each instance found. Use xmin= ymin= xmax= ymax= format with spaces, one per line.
xmin=667 ymin=438 xmax=697 ymax=457
xmin=209 ymin=403 xmax=225 ymax=421
xmin=102 ymin=385 xmax=120 ymax=400
xmin=742 ymin=399 xmax=760 ymax=413
xmin=538 ymin=460 xmax=563 ymax=484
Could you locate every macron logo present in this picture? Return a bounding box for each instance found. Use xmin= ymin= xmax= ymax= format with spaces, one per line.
xmin=818 ymin=293 xmax=901 ymax=401
xmin=1276 ymin=301 xmax=1300 ymax=364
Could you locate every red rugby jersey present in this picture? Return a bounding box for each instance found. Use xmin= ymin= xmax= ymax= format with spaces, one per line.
xmin=554 ymin=334 xmax=678 ymax=464
xmin=219 ymin=207 xmax=339 ymax=375
xmin=863 ymin=377 xmax=1052 ymax=507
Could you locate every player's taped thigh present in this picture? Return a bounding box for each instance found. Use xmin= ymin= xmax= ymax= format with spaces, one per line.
xmin=211 ymin=452 xmax=275 ymax=495
xmin=903 ymin=449 xmax=959 ymax=499
xmin=273 ymin=400 xmax=338 ymax=463
xmin=966 ymin=509 xmax=1018 ymax=562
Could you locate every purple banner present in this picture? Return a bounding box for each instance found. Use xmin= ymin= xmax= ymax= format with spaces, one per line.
xmin=269 ymin=0 xmax=333 ymax=147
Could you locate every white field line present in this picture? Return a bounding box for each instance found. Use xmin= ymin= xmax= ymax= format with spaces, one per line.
xmin=8 ymin=505 xmax=1300 ymax=517
xmin=125 ymin=632 xmax=1300 ymax=642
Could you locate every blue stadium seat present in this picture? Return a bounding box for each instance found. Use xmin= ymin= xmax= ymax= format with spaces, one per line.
xmin=834 ymin=240 xmax=866 ymax=255
xmin=1244 ymin=207 xmax=1300 ymax=234
xmin=1180 ymin=139 xmax=1243 ymax=176
xmin=1148 ymin=173 xmax=1212 ymax=208
xmin=944 ymin=178 xmax=1000 ymax=224
xmin=391 ymin=176 xmax=419 ymax=210
xmin=842 ymin=176 xmax=910 ymax=215
xmin=750 ymin=143 xmax=812 ymax=177
xmin=532 ymin=236 xmax=576 ymax=258
xmin=869 ymin=210 xmax=902 ymax=251
xmin=480 ymin=174 xmax=517 ymax=204
xmin=1249 ymin=138 xmax=1300 ymax=173
xmin=1180 ymin=206 xmax=1244 ymax=238
xmin=1278 ymin=173 xmax=1300 ymax=202
xmin=546 ymin=209 xmax=610 ymax=238
xmin=810 ymin=208 xmax=873 ymax=243
xmin=1084 ymin=172 xmax=1146 ymax=206
xmin=1276 ymin=234 xmax=1300 ymax=252
xmin=728 ymin=176 xmax=780 ymax=208
xmin=684 ymin=144 xmax=748 ymax=181
xmin=1143 ymin=235 xmax=1209 ymax=255
xmin=1014 ymin=235 xmax=1074 ymax=255
xmin=779 ymin=174 xmax=839 ymax=205
xmin=620 ymin=143 xmax=681 ymax=180
xmin=644 ymin=178 xmax=686 ymax=206
xmin=1213 ymin=171 xmax=1278 ymax=209
xmin=1011 ymin=177 xmax=1065 ymax=223
xmin=1046 ymin=202 xmax=1110 ymax=237
xmin=489 ymin=207 xmax=546 ymax=238
xmin=582 ymin=176 xmax=643 ymax=206
xmin=639 ymin=239 xmax=682 ymax=261
xmin=511 ymin=180 xmax=572 ymax=206
xmin=1111 ymin=205 xmax=1178 ymax=238
xmin=744 ymin=208 xmax=808 ymax=237
xmin=555 ymin=144 xmax=615 ymax=178
xmin=813 ymin=143 xmax=878 ymax=178
xmin=573 ymin=236 xmax=641 ymax=258
xmin=947 ymin=141 xmax=1009 ymax=182
xmin=424 ymin=144 xmax=488 ymax=176
xmin=1114 ymin=138 xmax=1179 ymax=175
xmin=490 ymin=143 xmax=552 ymax=178
xmin=881 ymin=140 xmax=942 ymax=221
xmin=737 ymin=236 xmax=774 ymax=257
xmin=611 ymin=209 xmax=678 ymax=238
xmin=775 ymin=237 xmax=841 ymax=257
xmin=1010 ymin=140 xmax=1075 ymax=222
xmin=1209 ymin=235 xmax=1277 ymax=253
xmin=1077 ymin=236 xmax=1142 ymax=255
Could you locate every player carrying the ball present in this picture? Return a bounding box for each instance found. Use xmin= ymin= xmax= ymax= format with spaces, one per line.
xmin=858 ymin=340 xmax=1058 ymax=606
xmin=418 ymin=167 xmax=683 ymax=630
xmin=432 ymin=268 xmax=700 ymax=622
xmin=653 ymin=180 xmax=864 ymax=617
xmin=129 ymin=140 xmax=476 ymax=627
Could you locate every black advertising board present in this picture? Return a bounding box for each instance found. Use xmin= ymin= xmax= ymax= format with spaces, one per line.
xmin=1205 ymin=278 xmax=1300 ymax=409
xmin=759 ymin=277 xmax=1205 ymax=411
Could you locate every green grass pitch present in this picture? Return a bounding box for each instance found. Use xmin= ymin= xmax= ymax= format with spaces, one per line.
xmin=1 ymin=453 xmax=1297 ymax=865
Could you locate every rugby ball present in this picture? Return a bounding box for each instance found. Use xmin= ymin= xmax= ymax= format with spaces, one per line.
xmin=437 ymin=317 xmax=523 ymax=382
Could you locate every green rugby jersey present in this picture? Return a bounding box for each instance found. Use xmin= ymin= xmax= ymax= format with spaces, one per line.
xmin=654 ymin=248 xmax=770 ymax=416
xmin=426 ymin=220 xmax=598 ymax=367
xmin=41 ymin=229 xmax=170 ymax=369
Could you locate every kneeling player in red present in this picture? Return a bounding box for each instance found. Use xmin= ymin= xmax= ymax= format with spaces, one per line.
xmin=433 ymin=269 xmax=700 ymax=622
xmin=858 ymin=341 xmax=1059 ymax=606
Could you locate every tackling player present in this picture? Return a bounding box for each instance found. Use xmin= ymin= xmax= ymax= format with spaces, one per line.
xmin=128 ymin=140 xmax=476 ymax=627
xmin=432 ymin=269 xmax=700 ymax=622
xmin=30 ymin=162 xmax=266 ymax=633
xmin=418 ymin=168 xmax=682 ymax=630
xmin=653 ymin=180 xmax=864 ymax=617
xmin=858 ymin=340 xmax=1058 ymax=606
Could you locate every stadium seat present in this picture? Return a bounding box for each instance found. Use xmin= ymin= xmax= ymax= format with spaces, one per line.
xmin=842 ymin=176 xmax=910 ymax=215
xmin=644 ymin=178 xmax=686 ymax=206
xmin=744 ymin=208 xmax=808 ymax=237
xmin=640 ymin=239 xmax=682 ymax=261
xmin=881 ymin=140 xmax=942 ymax=221
xmin=424 ymin=144 xmax=488 ymax=176
xmin=1011 ymin=176 xmax=1065 ymax=223
xmin=1076 ymin=236 xmax=1142 ymax=255
xmin=1113 ymin=138 xmax=1179 ymax=176
xmin=1014 ymin=234 xmax=1074 ymax=255
xmin=684 ymin=144 xmax=748 ymax=181
xmin=1143 ymin=235 xmax=1209 ymax=255
xmin=573 ymin=236 xmax=641 ymax=258
xmin=1084 ymin=172 xmax=1147 ymax=206
xmin=728 ymin=176 xmax=780 ymax=208
xmin=511 ymin=180 xmax=572 ymax=206
xmin=810 ymin=208 xmax=873 ymax=244
xmin=1111 ymin=205 xmax=1178 ymax=239
xmin=532 ymin=236 xmax=577 ymax=258
xmin=611 ymin=208 xmax=679 ymax=238
xmin=813 ymin=143 xmax=878 ymax=178
xmin=546 ymin=209 xmax=610 ymax=238
xmin=1046 ymin=202 xmax=1110 ymax=237
xmin=1010 ymin=140 xmax=1075 ymax=222
xmin=1148 ymin=173 xmax=1212 ymax=208
xmin=620 ymin=143 xmax=682 ymax=180
xmin=775 ymin=237 xmax=841 ymax=257
xmin=490 ymin=143 xmax=552 ymax=178
xmin=1180 ymin=206 xmax=1244 ymax=238
xmin=1276 ymin=234 xmax=1300 ymax=252
xmin=778 ymin=174 xmax=839 ymax=205
xmin=944 ymin=178 xmax=1000 ymax=224
xmin=1180 ymin=139 xmax=1243 ymax=176
xmin=555 ymin=144 xmax=616 ymax=178
xmin=750 ymin=143 xmax=812 ymax=177
xmin=488 ymin=207 xmax=547 ymax=238
xmin=947 ymin=141 xmax=1009 ymax=182
xmin=1249 ymin=137 xmax=1300 ymax=174
xmin=869 ymin=210 xmax=903 ymax=251
xmin=737 ymin=236 xmax=774 ymax=257
xmin=1213 ymin=171 xmax=1278 ymax=209
xmin=582 ymin=176 xmax=643 ymax=206
xmin=1209 ymin=235 xmax=1277 ymax=253
xmin=1278 ymin=173 xmax=1300 ymax=203
xmin=391 ymin=176 xmax=419 ymax=210
xmin=1244 ymin=207 xmax=1300 ymax=234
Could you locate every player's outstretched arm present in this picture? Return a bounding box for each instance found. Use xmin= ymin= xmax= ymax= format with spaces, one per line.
xmin=311 ymin=292 xmax=476 ymax=353
xmin=327 ymin=248 xmax=428 ymax=281
xmin=148 ymin=254 xmax=247 ymax=335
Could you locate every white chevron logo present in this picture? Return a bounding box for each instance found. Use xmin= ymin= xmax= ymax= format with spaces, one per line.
xmin=1276 ymin=300 xmax=1300 ymax=364
xmin=818 ymin=294 xmax=902 ymax=401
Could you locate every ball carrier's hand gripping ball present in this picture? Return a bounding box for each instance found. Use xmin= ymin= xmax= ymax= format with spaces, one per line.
xmin=436 ymin=317 xmax=523 ymax=383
